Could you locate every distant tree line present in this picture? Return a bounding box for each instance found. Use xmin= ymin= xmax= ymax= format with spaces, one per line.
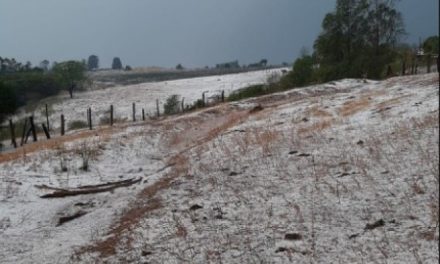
xmin=0 ymin=57 xmax=87 ymax=123
xmin=214 ymin=59 xmax=268 ymax=70
xmin=86 ymin=55 xmax=131 ymax=71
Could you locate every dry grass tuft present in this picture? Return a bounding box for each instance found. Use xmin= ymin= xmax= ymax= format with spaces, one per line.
xmin=298 ymin=119 xmax=334 ymax=135
xmin=338 ymin=96 xmax=371 ymax=117
xmin=307 ymin=106 xmax=333 ymax=118
xmin=254 ymin=129 xmax=280 ymax=155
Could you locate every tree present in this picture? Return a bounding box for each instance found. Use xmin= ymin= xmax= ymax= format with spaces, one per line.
xmin=52 ymin=60 xmax=87 ymax=98
xmin=112 ymin=57 xmax=123 ymax=70
xmin=39 ymin=60 xmax=50 ymax=72
xmin=24 ymin=61 xmax=32 ymax=71
xmin=423 ymin=36 xmax=439 ymax=54
xmin=0 ymin=81 xmax=18 ymax=123
xmin=260 ymin=59 xmax=268 ymax=67
xmin=176 ymin=63 xmax=184 ymax=70
xmin=87 ymin=55 xmax=99 ymax=70
xmin=366 ymin=0 xmax=405 ymax=52
xmin=314 ymin=0 xmax=404 ymax=80
xmin=291 ymin=55 xmax=315 ymax=87
xmin=314 ymin=0 xmax=370 ymax=80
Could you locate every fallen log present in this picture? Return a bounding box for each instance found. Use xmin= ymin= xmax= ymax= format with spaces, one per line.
xmin=40 ymin=177 xmax=142 ymax=198
xmin=76 ymin=178 xmax=139 ymax=189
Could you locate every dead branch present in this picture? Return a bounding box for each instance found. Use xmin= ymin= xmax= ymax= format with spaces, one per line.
xmin=57 ymin=211 xmax=88 ymax=226
xmin=40 ymin=178 xmax=142 ymax=198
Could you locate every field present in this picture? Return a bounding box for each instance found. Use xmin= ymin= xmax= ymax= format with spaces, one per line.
xmin=7 ymin=68 xmax=286 ymax=134
xmin=0 ymin=72 xmax=438 ymax=263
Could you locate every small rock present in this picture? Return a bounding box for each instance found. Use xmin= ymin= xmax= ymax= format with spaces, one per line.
xmin=189 ymin=204 xmax=203 ymax=211
xmin=288 ymin=150 xmax=298 ymax=155
xmin=302 ymin=117 xmax=309 ymax=122
xmin=285 ymin=233 xmax=302 ymax=240
xmin=275 ymin=247 xmax=288 ymax=253
xmin=229 ymin=171 xmax=239 ymax=176
xmin=141 ymin=250 xmax=152 ymax=256
xmin=348 ymin=233 xmax=359 ymax=239
xmin=297 ymin=153 xmax=311 ymax=157
xmin=338 ymin=172 xmax=350 ymax=178
xmin=365 ymin=219 xmax=385 ymax=230
xmin=356 ymin=140 xmax=364 ymax=145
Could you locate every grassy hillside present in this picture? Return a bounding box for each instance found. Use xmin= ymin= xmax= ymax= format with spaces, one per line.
xmin=0 ymin=73 xmax=438 ymax=263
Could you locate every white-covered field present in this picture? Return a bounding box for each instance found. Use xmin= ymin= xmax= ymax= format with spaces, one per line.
xmin=12 ymin=68 xmax=286 ymax=131
xmin=0 ymin=72 xmax=438 ymax=263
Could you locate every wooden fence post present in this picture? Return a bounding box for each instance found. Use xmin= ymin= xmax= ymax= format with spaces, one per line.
xmin=110 ymin=105 xmax=114 ymax=126
xmin=9 ymin=119 xmax=17 ymax=148
xmin=45 ymin=104 xmax=50 ymax=131
xmin=20 ymin=118 xmax=28 ymax=146
xmin=61 ymin=114 xmax=65 ymax=136
xmin=181 ymin=98 xmax=184 ymax=113
xmin=427 ymin=55 xmax=431 ymax=73
xmin=42 ymin=123 xmax=50 ymax=139
xmin=202 ymin=92 xmax=206 ymax=107
xmin=142 ymin=108 xmax=145 ymax=121
xmin=88 ymin=107 xmax=92 ymax=130
xmin=29 ymin=116 xmax=37 ymax=142
xmin=132 ymin=103 xmax=136 ymax=122
xmin=156 ymin=99 xmax=160 ymax=117
xmin=221 ymin=90 xmax=225 ymax=102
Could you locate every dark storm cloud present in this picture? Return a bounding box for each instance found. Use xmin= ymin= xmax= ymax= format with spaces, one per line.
xmin=0 ymin=0 xmax=437 ymax=68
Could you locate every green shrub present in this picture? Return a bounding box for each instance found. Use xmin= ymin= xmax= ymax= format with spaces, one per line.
xmin=290 ymin=55 xmax=314 ymax=87
xmin=186 ymin=99 xmax=205 ymax=111
xmin=163 ymin=94 xmax=181 ymax=115
xmin=227 ymin=84 xmax=268 ymax=101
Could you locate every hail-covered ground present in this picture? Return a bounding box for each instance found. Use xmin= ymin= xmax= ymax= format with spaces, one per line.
xmin=0 ymin=72 xmax=438 ymax=263
xmin=12 ymin=68 xmax=286 ymax=131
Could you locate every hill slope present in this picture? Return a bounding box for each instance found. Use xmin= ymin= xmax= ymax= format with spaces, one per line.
xmin=0 ymin=73 xmax=438 ymax=263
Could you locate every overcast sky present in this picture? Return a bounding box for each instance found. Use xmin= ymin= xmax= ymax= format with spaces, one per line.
xmin=0 ymin=0 xmax=438 ymax=68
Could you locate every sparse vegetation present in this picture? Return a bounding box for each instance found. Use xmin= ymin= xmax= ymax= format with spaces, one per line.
xmin=68 ymin=120 xmax=88 ymax=130
xmin=163 ymin=94 xmax=181 ymax=115
xmin=227 ymin=84 xmax=268 ymax=101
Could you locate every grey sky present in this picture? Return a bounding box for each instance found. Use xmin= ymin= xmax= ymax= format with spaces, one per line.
xmin=0 ymin=0 xmax=438 ymax=68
